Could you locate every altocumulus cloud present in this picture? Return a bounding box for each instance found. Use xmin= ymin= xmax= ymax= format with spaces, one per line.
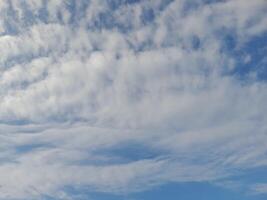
xmin=0 ymin=0 xmax=267 ymax=199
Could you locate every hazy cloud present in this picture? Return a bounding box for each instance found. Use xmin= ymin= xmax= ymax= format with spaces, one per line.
xmin=0 ymin=0 xmax=266 ymax=199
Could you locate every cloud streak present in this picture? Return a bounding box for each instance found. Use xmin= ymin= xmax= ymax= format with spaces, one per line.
xmin=0 ymin=0 xmax=266 ymax=199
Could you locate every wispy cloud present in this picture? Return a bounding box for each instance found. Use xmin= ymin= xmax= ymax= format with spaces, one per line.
xmin=251 ymin=183 xmax=267 ymax=194
xmin=0 ymin=0 xmax=266 ymax=199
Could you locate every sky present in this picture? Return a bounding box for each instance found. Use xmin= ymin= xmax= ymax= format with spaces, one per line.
xmin=0 ymin=0 xmax=266 ymax=199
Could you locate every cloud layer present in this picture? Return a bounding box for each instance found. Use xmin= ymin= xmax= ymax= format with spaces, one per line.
xmin=0 ymin=0 xmax=267 ymax=199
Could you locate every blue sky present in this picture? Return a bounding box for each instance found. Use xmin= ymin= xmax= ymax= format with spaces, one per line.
xmin=0 ymin=0 xmax=267 ymax=199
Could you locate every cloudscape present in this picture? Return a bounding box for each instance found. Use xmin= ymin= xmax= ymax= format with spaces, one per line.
xmin=0 ymin=0 xmax=267 ymax=199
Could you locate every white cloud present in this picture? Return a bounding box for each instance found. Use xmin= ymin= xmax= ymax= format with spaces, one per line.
xmin=0 ymin=0 xmax=266 ymax=199
xmin=251 ymin=183 xmax=267 ymax=194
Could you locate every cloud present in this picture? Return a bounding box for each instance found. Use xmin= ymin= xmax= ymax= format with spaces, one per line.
xmin=0 ymin=0 xmax=266 ymax=199
xmin=251 ymin=183 xmax=267 ymax=194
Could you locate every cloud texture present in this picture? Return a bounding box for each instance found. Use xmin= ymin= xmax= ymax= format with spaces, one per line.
xmin=0 ymin=0 xmax=267 ymax=199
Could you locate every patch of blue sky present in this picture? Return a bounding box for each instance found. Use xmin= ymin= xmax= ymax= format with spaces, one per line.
xmin=15 ymin=143 xmax=53 ymax=154
xmin=63 ymin=0 xmax=90 ymax=26
xmin=2 ymin=4 xmax=19 ymax=34
xmin=229 ymin=166 xmax=267 ymax=187
xmin=95 ymin=141 xmax=165 ymax=164
xmin=223 ymin=32 xmax=267 ymax=81
xmin=85 ymin=0 xmax=159 ymax=33
xmin=53 ymin=181 xmax=267 ymax=200
xmin=37 ymin=1 xmax=49 ymax=23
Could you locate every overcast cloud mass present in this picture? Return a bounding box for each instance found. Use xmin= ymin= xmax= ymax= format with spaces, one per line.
xmin=0 ymin=0 xmax=267 ymax=199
